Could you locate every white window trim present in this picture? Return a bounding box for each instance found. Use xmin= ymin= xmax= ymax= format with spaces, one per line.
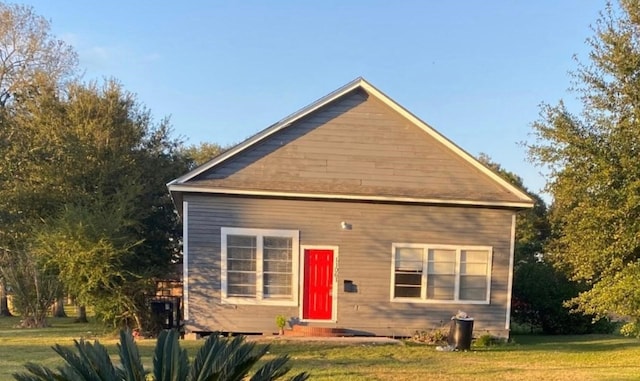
xmin=299 ymin=245 xmax=339 ymax=323
xmin=390 ymin=243 xmax=492 ymax=305
xmin=221 ymin=227 xmax=299 ymax=306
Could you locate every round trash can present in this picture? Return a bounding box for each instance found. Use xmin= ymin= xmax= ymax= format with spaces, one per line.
xmin=452 ymin=317 xmax=474 ymax=350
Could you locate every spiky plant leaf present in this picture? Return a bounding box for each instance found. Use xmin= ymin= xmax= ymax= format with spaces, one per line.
xmin=249 ymin=355 xmax=291 ymax=381
xmin=287 ymin=373 xmax=310 ymax=381
xmin=187 ymin=334 xmax=223 ymax=381
xmin=13 ymin=339 xmax=119 ymax=381
xmin=117 ymin=329 xmax=147 ymax=381
xmin=153 ymin=329 xmax=189 ymax=381
xmin=220 ymin=338 xmax=266 ymax=381
xmin=187 ymin=333 xmax=230 ymax=381
xmin=187 ymin=334 xmax=265 ymax=381
xmin=15 ymin=330 xmax=309 ymax=381
xmin=52 ymin=339 xmax=119 ymax=380
xmin=13 ymin=362 xmax=63 ymax=381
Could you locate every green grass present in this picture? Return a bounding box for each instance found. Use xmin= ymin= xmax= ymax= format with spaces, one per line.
xmin=1 ymin=316 xmax=639 ymax=380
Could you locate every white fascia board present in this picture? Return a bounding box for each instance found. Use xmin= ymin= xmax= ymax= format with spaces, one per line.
xmin=167 ymin=184 xmax=534 ymax=209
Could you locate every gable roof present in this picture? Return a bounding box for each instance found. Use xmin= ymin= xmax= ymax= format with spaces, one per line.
xmin=168 ymin=77 xmax=534 ymax=209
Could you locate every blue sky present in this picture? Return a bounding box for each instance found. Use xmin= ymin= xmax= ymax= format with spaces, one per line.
xmin=23 ymin=1 xmax=606 ymax=199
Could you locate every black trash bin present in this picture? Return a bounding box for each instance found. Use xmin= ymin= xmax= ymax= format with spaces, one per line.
xmin=449 ymin=317 xmax=474 ymax=350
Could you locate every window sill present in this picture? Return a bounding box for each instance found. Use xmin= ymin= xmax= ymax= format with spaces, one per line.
xmin=391 ymin=298 xmax=490 ymax=305
xmin=221 ymin=297 xmax=298 ymax=307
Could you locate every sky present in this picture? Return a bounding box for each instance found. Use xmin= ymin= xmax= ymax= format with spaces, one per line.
xmin=21 ymin=0 xmax=607 ymax=200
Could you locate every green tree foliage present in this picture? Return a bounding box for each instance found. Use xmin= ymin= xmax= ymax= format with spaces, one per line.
xmin=0 ymin=1 xmax=78 ymax=316
xmin=1 ymin=79 xmax=190 ymax=328
xmin=0 ymin=2 xmax=189 ymax=327
xmin=527 ymin=0 xmax=640 ymax=335
xmin=479 ymin=155 xmax=612 ymax=334
xmin=181 ymin=141 xmax=227 ymax=169
xmin=32 ymin=202 xmax=145 ymax=328
xmin=13 ymin=330 xmax=309 ymax=381
xmin=0 ymin=2 xmax=77 ymax=107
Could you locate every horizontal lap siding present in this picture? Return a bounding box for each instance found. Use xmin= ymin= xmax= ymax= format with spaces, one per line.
xmin=185 ymin=194 xmax=514 ymax=337
xmin=196 ymin=90 xmax=519 ymax=202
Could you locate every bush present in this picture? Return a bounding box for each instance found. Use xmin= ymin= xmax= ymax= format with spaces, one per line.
xmin=512 ymin=261 xmax=616 ymax=334
xmin=413 ymin=328 xmax=449 ymax=345
xmin=13 ymin=329 xmax=309 ymax=381
xmin=473 ymin=334 xmax=506 ymax=348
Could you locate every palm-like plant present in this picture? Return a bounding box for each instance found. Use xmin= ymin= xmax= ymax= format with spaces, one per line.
xmin=13 ymin=330 xmax=309 ymax=381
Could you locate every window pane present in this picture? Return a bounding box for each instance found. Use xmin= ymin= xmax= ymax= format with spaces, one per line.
xmin=263 ymin=236 xmax=293 ymax=299
xmin=460 ymin=249 xmax=488 ymax=300
xmin=394 ymin=271 xmax=422 ymax=298
xmin=427 ymin=274 xmax=455 ymax=300
xmin=426 ymin=248 xmax=455 ymax=300
xmin=264 ymin=248 xmax=291 ymax=261
xmin=461 ymin=250 xmax=487 ymax=263
xmin=228 ymin=272 xmax=256 ymax=285
xmin=264 ymin=273 xmax=292 ymax=298
xmin=428 ymin=261 xmax=455 ymax=274
xmin=264 ymin=286 xmax=293 ymax=298
xmin=228 ymin=236 xmax=257 ymax=269
xmin=395 ymin=272 xmax=421 ymax=285
xmin=264 ymin=260 xmax=292 ymax=272
xmin=428 ymin=249 xmax=455 ymax=274
xmin=227 ymin=272 xmax=256 ymax=297
xmin=396 ymin=247 xmax=423 ymax=271
xmin=227 ymin=247 xmax=256 ymax=260
xmin=264 ymin=236 xmax=292 ymax=249
xmin=460 ymin=263 xmax=486 ymax=275
xmin=460 ymin=275 xmax=487 ymax=300
xmin=394 ymin=285 xmax=422 ymax=298
xmin=227 ymin=235 xmax=257 ymax=297
xmin=228 ymin=235 xmax=256 ymax=248
xmin=228 ymin=259 xmax=256 ymax=271
xmin=227 ymin=285 xmax=256 ymax=298
xmin=429 ymin=249 xmax=456 ymax=262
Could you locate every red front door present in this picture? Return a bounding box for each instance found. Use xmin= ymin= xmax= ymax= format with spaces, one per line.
xmin=303 ymin=249 xmax=334 ymax=320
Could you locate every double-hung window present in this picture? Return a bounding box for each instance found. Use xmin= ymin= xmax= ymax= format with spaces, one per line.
xmin=392 ymin=244 xmax=492 ymax=304
xmin=221 ymin=227 xmax=299 ymax=305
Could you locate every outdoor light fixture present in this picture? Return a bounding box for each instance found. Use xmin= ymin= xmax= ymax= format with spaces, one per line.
xmin=341 ymin=221 xmax=352 ymax=230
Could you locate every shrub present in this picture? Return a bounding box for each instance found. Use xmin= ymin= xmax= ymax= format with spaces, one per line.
xmin=473 ymin=334 xmax=505 ymax=348
xmin=276 ymin=315 xmax=287 ymax=330
xmin=13 ymin=329 xmax=309 ymax=381
xmin=413 ymin=328 xmax=449 ymax=345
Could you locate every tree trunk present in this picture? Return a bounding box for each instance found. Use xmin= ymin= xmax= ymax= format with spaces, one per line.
xmin=51 ymin=296 xmax=67 ymax=317
xmin=0 ymin=279 xmax=12 ymax=317
xmin=75 ymin=305 xmax=88 ymax=323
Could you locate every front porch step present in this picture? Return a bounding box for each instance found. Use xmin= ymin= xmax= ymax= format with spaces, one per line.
xmin=284 ymin=325 xmax=351 ymax=337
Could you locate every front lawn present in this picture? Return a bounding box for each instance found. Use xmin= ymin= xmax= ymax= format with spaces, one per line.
xmin=1 ymin=317 xmax=639 ymax=380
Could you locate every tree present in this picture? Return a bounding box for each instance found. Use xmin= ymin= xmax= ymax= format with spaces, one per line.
xmin=479 ymin=155 xmax=613 ymax=334
xmin=0 ymin=247 xmax=62 ymax=327
xmin=0 ymin=1 xmax=78 ymax=318
xmin=32 ymin=201 xmax=145 ymax=328
xmin=14 ymin=330 xmax=309 ymax=381
xmin=181 ymin=141 xmax=227 ymax=169
xmin=0 ymin=279 xmax=11 ymax=316
xmin=527 ymin=0 xmax=640 ymax=335
xmin=1 ymin=79 xmax=190 ymax=329
xmin=0 ymin=2 xmax=78 ymax=107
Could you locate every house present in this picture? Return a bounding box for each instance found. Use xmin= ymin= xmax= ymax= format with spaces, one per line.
xmin=167 ymin=77 xmax=533 ymax=338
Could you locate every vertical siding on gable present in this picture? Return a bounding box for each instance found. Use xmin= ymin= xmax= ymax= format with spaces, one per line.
xmin=185 ymin=194 xmax=515 ymax=337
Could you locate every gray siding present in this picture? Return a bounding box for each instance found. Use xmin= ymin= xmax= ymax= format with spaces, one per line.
xmin=184 ymin=194 xmax=515 ymax=337
xmin=191 ymin=89 xmax=522 ymax=203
